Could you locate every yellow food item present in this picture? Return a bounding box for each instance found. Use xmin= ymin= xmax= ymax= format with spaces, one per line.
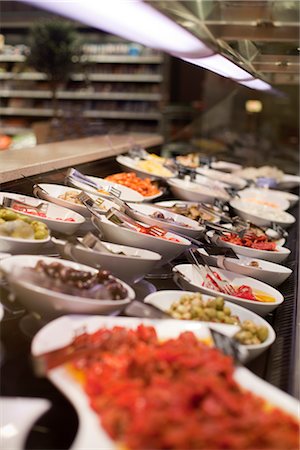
xmin=137 ymin=160 xmax=173 ymax=177
xmin=253 ymin=290 xmax=276 ymax=303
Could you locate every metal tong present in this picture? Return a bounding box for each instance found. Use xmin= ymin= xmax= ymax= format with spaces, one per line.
xmin=187 ymin=248 xmax=236 ymax=296
xmin=1 ymin=196 xmax=49 ymax=215
xmin=66 ymin=168 xmax=121 ymax=198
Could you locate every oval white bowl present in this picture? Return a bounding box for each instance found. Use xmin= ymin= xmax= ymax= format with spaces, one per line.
xmin=127 ymin=202 xmax=204 ymax=239
xmin=167 ymin=178 xmax=229 ymax=204
xmin=155 ymin=200 xmax=221 ymax=223
xmin=276 ymin=174 xmax=300 ymax=190
xmin=0 ymin=192 xmax=85 ymax=235
xmin=91 ymin=215 xmax=191 ymax=266
xmin=0 ymin=397 xmax=51 ymax=450
xmin=197 ymin=248 xmax=292 ymax=287
xmin=230 ymin=198 xmax=296 ymax=228
xmin=68 ymin=174 xmax=144 ymax=202
xmin=211 ymin=161 xmax=242 ymax=173
xmin=236 ymin=189 xmax=290 ymax=211
xmin=31 ymin=315 xmax=299 ymax=450
xmin=52 ymin=237 xmax=161 ymax=284
xmin=144 ymin=290 xmax=276 ymax=360
xmin=172 ymin=264 xmax=284 ymax=316
xmin=0 ymin=255 xmax=135 ymax=319
xmin=0 ymin=234 xmax=50 ymax=254
xmin=213 ymin=234 xmax=290 ymax=263
xmin=33 ymin=183 xmax=119 ymax=218
xmin=268 ymin=188 xmax=299 ymax=207
xmin=116 ymin=154 xmax=176 ymax=180
xmin=196 ymin=167 xmax=247 ymax=189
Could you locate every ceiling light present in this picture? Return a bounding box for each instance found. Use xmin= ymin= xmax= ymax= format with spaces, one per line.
xmin=183 ymin=54 xmax=253 ymax=81
xmin=20 ymin=0 xmax=213 ymax=59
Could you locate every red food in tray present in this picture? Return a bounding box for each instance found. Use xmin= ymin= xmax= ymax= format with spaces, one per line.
xmin=221 ymin=232 xmax=277 ymax=251
xmin=64 ymin=325 xmax=299 ymax=450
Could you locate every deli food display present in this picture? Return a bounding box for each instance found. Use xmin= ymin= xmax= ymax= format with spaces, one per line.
xmin=1 ymin=149 xmax=299 ymax=450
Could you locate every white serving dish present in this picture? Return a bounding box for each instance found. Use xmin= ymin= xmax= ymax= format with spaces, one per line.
xmin=236 ymin=189 xmax=289 ymax=210
xmin=230 ymin=198 xmax=296 ymax=228
xmin=268 ymin=189 xmax=299 ymax=208
xmin=0 ymin=255 xmax=135 ymax=319
xmin=31 ymin=315 xmax=299 ymax=450
xmin=0 ymin=303 xmax=4 ymax=321
xmin=197 ymin=248 xmax=292 ymax=287
xmin=127 ymin=202 xmax=204 ymax=239
xmin=173 ymin=264 xmax=284 ymax=315
xmin=167 ymin=178 xmax=229 ymax=203
xmin=276 ymin=174 xmax=300 ymax=190
xmin=194 ymin=173 xmax=230 ymax=190
xmin=211 ymin=161 xmax=242 ymax=173
xmin=213 ymin=234 xmax=291 ymax=263
xmin=52 ymin=237 xmax=161 ymax=284
xmin=0 ymin=234 xmax=50 ymax=254
xmin=144 ymin=290 xmax=276 ymax=360
xmin=91 ymin=215 xmax=191 ymax=266
xmin=0 ymin=192 xmax=85 ymax=235
xmin=196 ymin=167 xmax=247 ymax=189
xmin=0 ymin=397 xmax=51 ymax=450
xmin=116 ymin=154 xmax=176 ymax=180
xmin=33 ymin=184 xmax=118 ymax=218
xmin=155 ymin=200 xmax=220 ymax=223
xmin=68 ymin=174 xmax=144 ymax=202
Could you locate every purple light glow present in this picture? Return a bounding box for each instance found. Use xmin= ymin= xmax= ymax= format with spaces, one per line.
xmin=20 ymin=0 xmax=213 ymax=59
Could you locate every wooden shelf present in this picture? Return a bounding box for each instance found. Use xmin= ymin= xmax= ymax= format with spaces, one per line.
xmin=0 ymin=107 xmax=161 ymax=120
xmin=0 ymin=89 xmax=162 ymax=101
xmin=0 ymin=54 xmax=162 ymax=64
xmin=0 ymin=72 xmax=163 ymax=82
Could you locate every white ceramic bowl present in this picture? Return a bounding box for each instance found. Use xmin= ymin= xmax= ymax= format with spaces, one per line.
xmin=0 ymin=232 xmax=50 ymax=254
xmin=155 ymin=200 xmax=220 ymax=223
xmin=0 ymin=255 xmax=135 ymax=319
xmin=68 ymin=174 xmax=144 ymax=202
xmin=213 ymin=234 xmax=291 ymax=263
xmin=230 ymin=198 xmax=296 ymax=228
xmin=196 ymin=167 xmax=247 ymax=189
xmin=31 ymin=315 xmax=299 ymax=450
xmin=144 ymin=290 xmax=276 ymax=360
xmin=91 ymin=215 xmax=191 ymax=266
xmin=127 ymin=202 xmax=204 ymax=239
xmin=211 ymin=161 xmax=242 ymax=173
xmin=33 ymin=184 xmax=119 ymax=218
xmin=0 ymin=192 xmax=85 ymax=235
xmin=0 ymin=398 xmax=51 ymax=450
xmin=167 ymin=178 xmax=229 ymax=204
xmin=52 ymin=237 xmax=161 ymax=284
xmin=268 ymin=188 xmax=299 ymax=207
xmin=236 ymin=189 xmax=290 ymax=211
xmin=197 ymin=248 xmax=292 ymax=287
xmin=116 ymin=154 xmax=176 ymax=180
xmin=172 ymin=264 xmax=284 ymax=315
xmin=276 ymin=174 xmax=300 ymax=190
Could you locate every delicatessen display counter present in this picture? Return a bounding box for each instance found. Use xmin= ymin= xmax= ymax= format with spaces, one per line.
xmin=0 ymin=135 xmax=299 ymax=450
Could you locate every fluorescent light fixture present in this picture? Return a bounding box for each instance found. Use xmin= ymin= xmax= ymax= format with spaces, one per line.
xmin=239 ymin=79 xmax=273 ymax=91
xmin=20 ymin=0 xmax=213 ymax=59
xmin=183 ymin=54 xmax=253 ymax=81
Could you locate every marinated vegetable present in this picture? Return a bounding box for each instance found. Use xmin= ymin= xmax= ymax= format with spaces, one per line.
xmin=64 ymin=325 xmax=298 ymax=450
xmin=167 ymin=293 xmax=269 ymax=344
xmin=166 ymin=203 xmax=215 ymax=222
xmin=0 ymin=208 xmax=49 ymax=240
xmin=22 ymin=260 xmax=128 ymax=300
xmin=105 ymin=172 xmax=160 ymax=197
xmin=168 ymin=293 xmax=239 ymax=324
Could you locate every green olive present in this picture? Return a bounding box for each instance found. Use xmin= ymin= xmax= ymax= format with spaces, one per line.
xmin=215 ymin=296 xmax=225 ymax=310
xmin=257 ymin=326 xmax=268 ymax=343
